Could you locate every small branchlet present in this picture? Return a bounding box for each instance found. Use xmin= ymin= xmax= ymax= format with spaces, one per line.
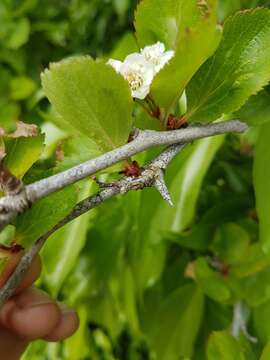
xmin=0 ymin=142 xmax=186 ymax=307
xmin=0 ymin=120 xmax=248 ymax=231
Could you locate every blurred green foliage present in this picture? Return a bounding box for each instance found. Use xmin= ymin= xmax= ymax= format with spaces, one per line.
xmin=1 ymin=0 xmax=270 ymax=359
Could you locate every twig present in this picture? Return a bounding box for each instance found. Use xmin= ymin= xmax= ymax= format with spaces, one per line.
xmin=0 ymin=120 xmax=247 ymax=230
xmin=0 ymin=143 xmax=186 ymax=307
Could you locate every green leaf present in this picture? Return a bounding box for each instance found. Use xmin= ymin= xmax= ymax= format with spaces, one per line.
xmin=129 ymin=135 xmax=223 ymax=293
xmin=64 ymin=305 xmax=91 ymax=359
xmin=15 ymin=185 xmax=77 ymax=248
xmin=207 ymin=331 xmax=246 ymax=359
xmin=253 ymin=299 xmax=270 ymax=344
xmin=9 ymin=0 xmax=38 ymax=18
xmin=261 ymin=342 xmax=270 ymax=360
xmin=217 ymin=0 xmax=242 ymax=22
xmin=54 ymin=134 xmax=101 ymax=173
xmin=211 ymin=223 xmax=250 ymax=265
xmin=109 ymin=32 xmax=139 ymax=61
xmin=149 ymin=283 xmax=204 ymax=360
xmin=41 ymin=181 xmax=95 ymax=296
xmin=113 ymin=0 xmax=130 ymax=17
xmin=235 ymin=90 xmax=270 ymax=127
xmin=168 ymin=195 xmax=251 ymax=252
xmin=0 ymin=47 xmax=26 ymax=74
xmin=171 ymin=135 xmax=225 ymax=232
xmin=10 ymin=76 xmax=36 ymax=100
xmin=6 ymin=18 xmax=30 ymax=49
xmin=135 ymin=0 xmax=221 ymax=113
xmin=0 ymin=225 xmax=15 ymax=246
xmin=127 ymin=147 xmax=191 ymax=292
xmin=241 ymin=268 xmax=270 ymax=306
xmin=254 ymin=122 xmax=270 ymax=253
xmin=231 ymin=244 xmax=270 ymax=278
xmin=193 ymin=300 xmax=233 ymax=360
xmin=112 ymin=266 xmax=139 ymax=333
xmin=0 ymin=100 xmax=20 ymax=129
xmin=186 ymin=9 xmax=270 ymax=123
xmin=86 ymin=198 xmax=130 ymax=284
xmin=0 ymin=66 xmax=12 ymax=97
xmin=194 ymin=258 xmax=231 ymax=303
xmin=41 ymin=56 xmax=133 ymax=154
xmin=4 ymin=134 xmax=44 ymax=179
xmin=40 ymin=121 xmax=67 ymax=160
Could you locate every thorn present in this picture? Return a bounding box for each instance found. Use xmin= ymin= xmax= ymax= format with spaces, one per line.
xmin=153 ymin=169 xmax=173 ymax=206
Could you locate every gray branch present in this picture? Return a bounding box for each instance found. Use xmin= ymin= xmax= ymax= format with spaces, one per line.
xmin=0 ymin=142 xmax=186 ymax=307
xmin=0 ymin=120 xmax=247 ymax=230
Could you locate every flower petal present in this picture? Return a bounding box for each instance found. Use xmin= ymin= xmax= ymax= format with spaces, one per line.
xmin=124 ymin=53 xmax=145 ymax=64
xmin=107 ymin=59 xmax=123 ymax=73
xmin=132 ymin=84 xmax=150 ymax=99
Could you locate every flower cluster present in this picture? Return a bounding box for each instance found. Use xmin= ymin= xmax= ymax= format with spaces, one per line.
xmin=107 ymin=42 xmax=174 ymax=100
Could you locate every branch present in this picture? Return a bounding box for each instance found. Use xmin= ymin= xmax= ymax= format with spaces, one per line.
xmin=0 ymin=120 xmax=247 ymax=230
xmin=0 ymin=143 xmax=186 ymax=307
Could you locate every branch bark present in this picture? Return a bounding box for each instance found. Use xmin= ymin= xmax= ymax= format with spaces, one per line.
xmin=0 ymin=143 xmax=186 ymax=307
xmin=0 ymin=120 xmax=247 ymax=230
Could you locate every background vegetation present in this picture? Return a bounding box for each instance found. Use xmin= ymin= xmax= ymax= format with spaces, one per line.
xmin=1 ymin=0 xmax=270 ymax=359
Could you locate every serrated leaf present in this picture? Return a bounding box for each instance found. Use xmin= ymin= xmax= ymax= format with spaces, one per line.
xmin=207 ymin=331 xmax=246 ymax=359
xmin=41 ymin=56 xmax=133 ymax=154
xmin=254 ymin=122 xmax=270 ymax=253
xmin=186 ymin=9 xmax=270 ymax=123
xmin=235 ymin=90 xmax=270 ymax=127
xmin=135 ymin=0 xmax=221 ymax=114
xmin=15 ymin=185 xmax=77 ymax=248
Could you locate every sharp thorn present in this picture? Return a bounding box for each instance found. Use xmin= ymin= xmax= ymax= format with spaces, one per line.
xmin=153 ymin=169 xmax=174 ymax=206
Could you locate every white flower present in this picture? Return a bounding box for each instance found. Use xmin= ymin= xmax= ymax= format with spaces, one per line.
xmin=141 ymin=42 xmax=175 ymax=73
xmin=107 ymin=42 xmax=174 ymax=99
xmin=108 ymin=53 xmax=154 ymax=99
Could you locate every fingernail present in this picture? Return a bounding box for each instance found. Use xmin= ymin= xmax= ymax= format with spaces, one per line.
xmin=57 ymin=302 xmax=76 ymax=314
xmin=15 ymin=288 xmax=55 ymax=309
